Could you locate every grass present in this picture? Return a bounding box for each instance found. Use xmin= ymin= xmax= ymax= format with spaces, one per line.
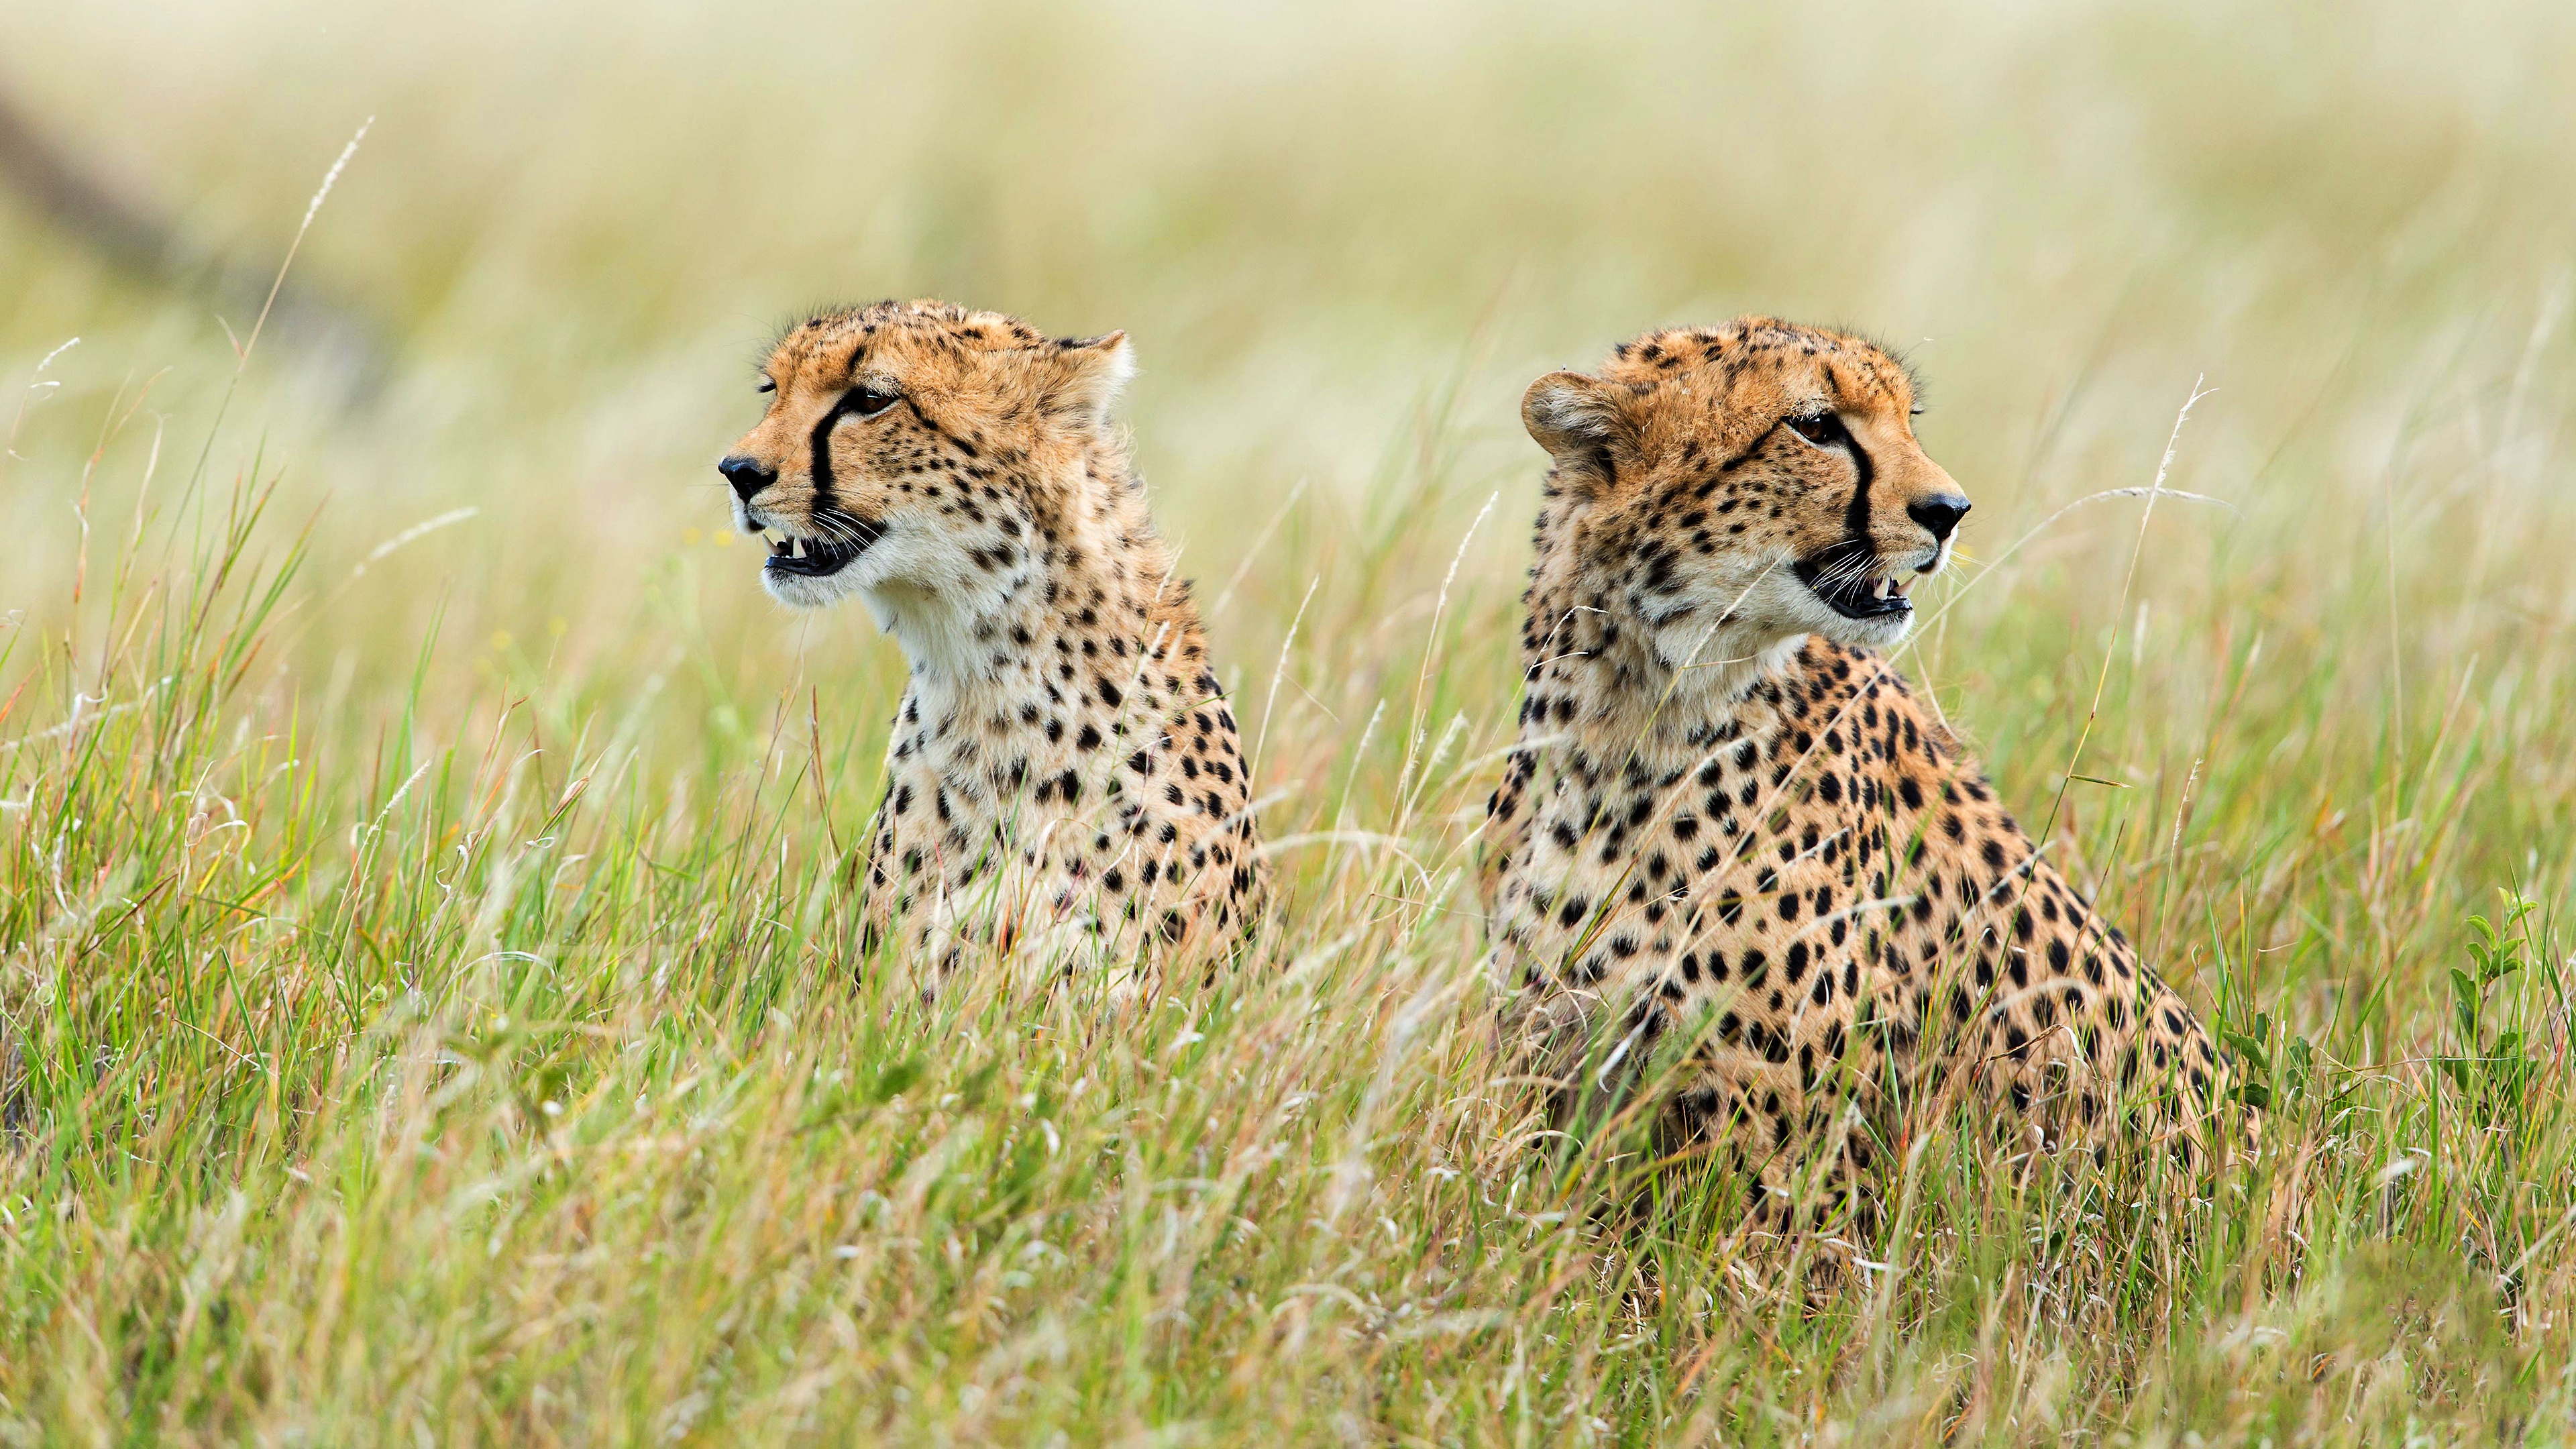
xmin=5 ymin=0 xmax=2576 ymax=1440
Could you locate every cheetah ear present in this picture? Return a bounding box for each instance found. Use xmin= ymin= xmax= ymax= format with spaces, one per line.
xmin=1521 ymin=370 xmax=1635 ymax=497
xmin=1045 ymin=331 xmax=1135 ymax=427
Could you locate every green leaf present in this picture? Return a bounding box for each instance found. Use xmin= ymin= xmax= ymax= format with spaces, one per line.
xmin=2449 ymin=967 xmax=2482 ymax=1034
xmin=2222 ymin=1030 xmax=2269 ymax=1074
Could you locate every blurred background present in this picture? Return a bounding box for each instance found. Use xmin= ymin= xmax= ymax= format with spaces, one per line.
xmin=6 ymin=0 xmax=2576 ymax=967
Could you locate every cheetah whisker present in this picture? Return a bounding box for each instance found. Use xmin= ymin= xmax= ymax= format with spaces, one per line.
xmin=1905 ymin=484 xmax=2234 ymax=641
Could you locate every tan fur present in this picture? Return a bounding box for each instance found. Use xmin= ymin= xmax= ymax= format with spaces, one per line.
xmin=720 ymin=299 xmax=1266 ymax=980
xmin=1482 ymin=318 xmax=2245 ymax=1244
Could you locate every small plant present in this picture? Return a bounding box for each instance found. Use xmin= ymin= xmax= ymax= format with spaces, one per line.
xmin=2434 ymin=890 xmax=2552 ymax=1135
xmin=2222 ymin=1008 xmax=2317 ymax=1114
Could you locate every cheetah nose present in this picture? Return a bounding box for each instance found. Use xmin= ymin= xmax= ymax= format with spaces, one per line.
xmin=719 ymin=455 xmax=777 ymax=503
xmin=1907 ymin=493 xmax=1971 ymax=542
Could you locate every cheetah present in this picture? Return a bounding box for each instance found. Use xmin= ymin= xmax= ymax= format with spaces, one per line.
xmin=1481 ymin=317 xmax=2242 ymax=1241
xmin=718 ymin=299 xmax=1267 ymax=979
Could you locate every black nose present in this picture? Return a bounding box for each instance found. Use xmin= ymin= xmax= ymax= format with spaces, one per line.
xmin=719 ymin=455 xmax=776 ymax=503
xmin=1907 ymin=493 xmax=1971 ymax=542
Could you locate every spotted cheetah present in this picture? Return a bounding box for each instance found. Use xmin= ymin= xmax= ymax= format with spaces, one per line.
xmin=1481 ymin=318 xmax=2241 ymax=1240
xmin=718 ymin=299 xmax=1267 ymax=979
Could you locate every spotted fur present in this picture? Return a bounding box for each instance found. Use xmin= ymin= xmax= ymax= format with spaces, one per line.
xmin=719 ymin=299 xmax=1266 ymax=979
xmin=1481 ymin=317 xmax=2243 ymax=1240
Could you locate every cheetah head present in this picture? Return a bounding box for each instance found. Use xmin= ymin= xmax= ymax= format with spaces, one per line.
xmin=715 ymin=299 xmax=1134 ymax=623
xmin=1521 ymin=317 xmax=1968 ymax=671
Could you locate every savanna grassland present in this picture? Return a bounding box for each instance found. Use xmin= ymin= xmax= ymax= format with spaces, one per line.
xmin=5 ymin=1 xmax=2576 ymax=1442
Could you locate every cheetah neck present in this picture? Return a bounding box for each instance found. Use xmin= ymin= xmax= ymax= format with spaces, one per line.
xmin=1519 ymin=575 xmax=1810 ymax=765
xmin=869 ymin=445 xmax=1175 ymax=690
xmin=864 ymin=580 xmax=995 ymax=684
xmin=883 ymin=475 xmax=1208 ymax=766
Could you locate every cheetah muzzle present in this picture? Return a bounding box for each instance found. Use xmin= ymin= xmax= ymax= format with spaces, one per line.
xmin=1791 ymin=539 xmax=1924 ymax=622
xmin=759 ymin=507 xmax=881 ymax=586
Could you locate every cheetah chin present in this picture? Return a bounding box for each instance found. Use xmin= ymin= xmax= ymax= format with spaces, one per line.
xmin=754 ymin=508 xmax=880 ymax=608
xmin=1790 ymin=537 xmax=1943 ymax=643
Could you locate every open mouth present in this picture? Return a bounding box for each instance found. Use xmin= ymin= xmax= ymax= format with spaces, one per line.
xmin=1793 ymin=544 xmax=1916 ymax=621
xmin=760 ymin=512 xmax=879 ymax=580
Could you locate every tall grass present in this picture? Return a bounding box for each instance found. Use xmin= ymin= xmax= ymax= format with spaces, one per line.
xmin=5 ymin=0 xmax=2576 ymax=1440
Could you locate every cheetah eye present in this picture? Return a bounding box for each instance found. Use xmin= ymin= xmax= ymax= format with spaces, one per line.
xmin=1787 ymin=411 xmax=1847 ymax=447
xmin=851 ymin=386 xmax=899 ymax=417
xmin=756 ymin=378 xmax=775 ymax=394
